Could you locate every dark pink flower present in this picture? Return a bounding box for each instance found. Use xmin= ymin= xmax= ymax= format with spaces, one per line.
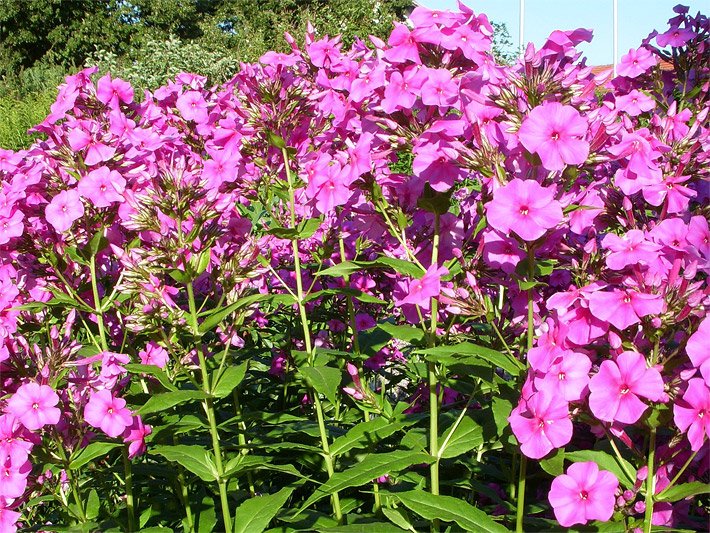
xmin=45 ymin=189 xmax=84 ymax=233
xmin=588 ymin=351 xmax=665 ymax=424
xmin=601 ymin=230 xmax=661 ymax=270
xmin=534 ymin=350 xmax=592 ymax=402
xmin=84 ymin=390 xmax=133 ymax=438
xmin=656 ymin=26 xmax=696 ymax=47
xmin=399 ymin=264 xmax=448 ymax=308
xmin=77 ymin=166 xmax=126 ymax=207
xmin=420 ymin=68 xmax=458 ymax=108
xmin=486 ymin=179 xmax=563 ymax=241
xmin=0 ymin=210 xmax=24 ymax=245
xmin=617 ymin=47 xmax=657 ymax=78
xmin=588 ymin=289 xmax=664 ymax=330
xmin=509 ymin=390 xmax=572 ymax=459
xmin=673 ymin=378 xmax=710 ymax=451
xmin=687 ymin=317 xmax=710 ymax=386
xmin=96 ymin=73 xmax=134 ymax=109
xmin=138 ymin=342 xmax=170 ymax=369
xmin=122 ymin=416 xmax=152 ymax=459
xmin=642 ymin=174 xmax=695 ymax=214
xmin=385 ymin=22 xmax=421 ymax=64
xmin=548 ymin=462 xmax=619 ymax=527
xmin=306 ymin=161 xmax=351 ymax=214
xmin=176 ymin=91 xmax=209 ymax=124
xmin=518 ymin=102 xmax=589 ymax=171
xmin=5 ymin=382 xmax=61 ymax=431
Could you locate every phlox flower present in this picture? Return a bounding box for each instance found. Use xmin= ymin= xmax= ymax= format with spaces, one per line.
xmin=686 ymin=317 xmax=710 ymax=386
xmin=139 ymin=342 xmax=170 ymax=369
xmin=385 ymin=22 xmax=421 ymax=64
xmin=486 ymin=179 xmax=563 ymax=241
xmin=601 ymin=230 xmax=661 ymax=270
xmin=122 ymin=416 xmax=152 ymax=459
xmin=399 ymin=264 xmax=448 ymax=308
xmin=642 ymin=174 xmax=695 ymax=214
xmin=176 ymin=90 xmax=209 ymax=124
xmin=617 ymin=47 xmax=657 ymax=78
xmin=96 ymin=73 xmax=134 ymax=109
xmin=534 ymin=350 xmax=592 ymax=402
xmin=588 ymin=288 xmax=664 ymax=330
xmin=518 ymin=102 xmax=589 ymax=171
xmin=381 ymin=69 xmax=422 ymax=113
xmin=67 ymin=126 xmax=116 ymax=166
xmin=615 ymin=89 xmax=655 ymax=116
xmin=5 ymin=382 xmax=61 ymax=431
xmin=306 ymin=161 xmax=351 ymax=214
xmin=45 ymin=189 xmax=84 ymax=233
xmin=548 ymin=462 xmax=619 ymax=527
xmin=673 ymin=378 xmax=710 ymax=451
xmin=420 ymin=67 xmax=459 ymax=108
xmin=77 ymin=166 xmax=126 ymax=207
xmin=0 ymin=447 xmax=30 ymax=498
xmin=0 ymin=210 xmax=23 ymax=245
xmin=0 ymin=506 xmax=21 ymax=533
xmin=509 ymin=390 xmax=572 ymax=459
xmin=84 ymin=390 xmax=133 ymax=438
xmin=588 ymin=351 xmax=665 ymax=424
xmin=656 ymin=26 xmax=696 ymax=47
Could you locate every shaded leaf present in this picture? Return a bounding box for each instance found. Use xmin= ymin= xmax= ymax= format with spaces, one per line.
xmin=151 ymin=445 xmax=218 ymax=482
xmin=657 ymin=481 xmax=710 ymax=502
xmin=69 ymin=442 xmax=121 ymax=470
xmin=437 ymin=415 xmax=484 ymax=459
xmin=234 ymin=487 xmax=294 ymax=533
xmin=211 ymin=361 xmax=248 ymax=399
xmin=300 ymin=366 xmax=341 ymax=405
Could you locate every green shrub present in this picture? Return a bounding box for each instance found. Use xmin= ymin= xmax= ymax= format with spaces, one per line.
xmin=0 ymin=89 xmax=55 ymax=150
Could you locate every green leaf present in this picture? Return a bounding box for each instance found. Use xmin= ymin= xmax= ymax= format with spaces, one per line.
xmin=124 ymin=363 xmax=177 ymax=392
xmin=300 ymin=366 xmax=341 ymax=405
xmin=437 ymin=415 xmax=484 ymax=459
xmin=85 ymin=489 xmax=100 ymax=520
xmin=376 ymin=257 xmax=425 ymax=278
xmin=317 ymin=258 xmax=424 ymax=279
xmin=233 ymin=487 xmax=294 ymax=533
xmin=85 ymin=229 xmax=109 ymax=257
xmin=151 ymin=445 xmax=218 ymax=482
xmin=418 ymin=342 xmax=523 ymax=376
xmin=395 ymin=490 xmax=509 ymax=532
xmin=138 ymin=390 xmax=208 ymax=415
xmin=565 ymin=450 xmax=635 ymax=488
xmin=657 ymin=481 xmax=710 ymax=502
xmin=381 ymin=507 xmax=416 ymax=532
xmin=69 ymin=442 xmax=121 ymax=470
xmin=417 ymin=183 xmax=452 ymax=215
xmin=378 ymin=323 xmax=426 ymax=344
xmin=266 ymin=131 xmax=287 ymax=149
xmin=196 ymin=495 xmax=217 ymax=533
xmin=199 ymin=293 xmax=293 ymax=334
xmin=139 ymin=506 xmax=153 ymax=529
xmin=300 ymin=451 xmax=433 ymax=511
xmin=330 ymin=412 xmax=417 ymax=457
xmin=211 ymin=361 xmax=248 ymax=399
xmin=539 ymin=448 xmax=565 ymax=476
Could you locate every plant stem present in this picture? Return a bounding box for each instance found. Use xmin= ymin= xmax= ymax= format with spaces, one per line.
xmin=282 ymin=147 xmax=342 ymax=523
xmin=643 ymin=427 xmax=657 ymax=533
xmin=89 ymin=254 xmax=109 ymax=351
xmin=658 ymin=449 xmax=698 ymax=498
xmin=233 ymin=389 xmax=256 ymax=498
xmin=428 ymin=214 xmax=442 ymax=532
xmin=515 ymin=456 xmax=527 ymax=533
xmin=186 ymin=281 xmax=233 ymax=532
xmin=174 ymin=434 xmax=195 ymax=531
xmin=122 ymin=446 xmax=135 ymax=532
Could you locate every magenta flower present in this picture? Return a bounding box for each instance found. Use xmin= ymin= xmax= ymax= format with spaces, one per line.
xmin=674 ymin=378 xmax=710 ymax=451
xmin=588 ymin=288 xmax=664 ymax=330
xmin=588 ymin=351 xmax=665 ymax=424
xmin=385 ymin=22 xmax=421 ymax=64
xmin=0 ymin=447 xmax=31 ymax=498
xmin=176 ymin=90 xmax=209 ymax=124
xmin=509 ymin=390 xmax=573 ymax=459
xmin=96 ymin=73 xmax=134 ymax=109
xmin=687 ymin=317 xmax=710 ymax=386
xmin=77 ymin=166 xmax=126 ymax=207
xmin=5 ymin=382 xmax=61 ymax=431
xmin=601 ymin=230 xmax=661 ymax=270
xmin=0 ymin=210 xmax=24 ymax=245
xmin=399 ymin=264 xmax=448 ymax=308
xmin=306 ymin=161 xmax=351 ymax=214
xmin=535 ymin=350 xmax=592 ymax=402
xmin=138 ymin=342 xmax=170 ymax=369
xmin=615 ymin=89 xmax=655 ymax=116
xmin=122 ymin=416 xmax=152 ymax=459
xmin=518 ymin=102 xmax=589 ymax=171
xmin=548 ymin=462 xmax=619 ymax=527
xmin=45 ymin=189 xmax=84 ymax=233
xmin=84 ymin=390 xmax=133 ymax=438
xmin=486 ymin=179 xmax=563 ymax=241
xmin=617 ymin=47 xmax=657 ymax=78
xmin=420 ymin=68 xmax=458 ymax=108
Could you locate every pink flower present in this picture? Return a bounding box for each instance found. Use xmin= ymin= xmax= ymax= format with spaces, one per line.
xmin=138 ymin=342 xmax=170 ymax=369
xmin=5 ymin=382 xmax=61 ymax=431
xmin=0 ymin=506 xmax=21 ymax=533
xmin=617 ymin=47 xmax=657 ymax=78
xmin=486 ymin=179 xmax=563 ymax=241
xmin=84 ymin=390 xmax=133 ymax=438
xmin=601 ymin=230 xmax=661 ymax=270
xmin=77 ymin=166 xmax=126 ymax=207
xmin=122 ymin=416 xmax=152 ymax=459
xmin=588 ymin=351 xmax=665 ymax=424
xmin=0 ymin=447 xmax=31 ymax=498
xmin=399 ymin=264 xmax=448 ymax=307
xmin=509 ymin=390 xmax=573 ymax=459
xmin=0 ymin=210 xmax=24 ymax=245
xmin=673 ymin=378 xmax=710 ymax=451
xmin=656 ymin=26 xmax=696 ymax=47
xmin=615 ymin=89 xmax=655 ymax=116
xmin=306 ymin=161 xmax=351 ymax=214
xmin=420 ymin=68 xmax=458 ymax=108
xmin=176 ymin=91 xmax=209 ymax=124
xmin=534 ymin=350 xmax=592 ymax=402
xmin=45 ymin=189 xmax=84 ymax=233
xmin=588 ymin=289 xmax=664 ymax=330
xmin=518 ymin=102 xmax=589 ymax=171
xmin=687 ymin=317 xmax=710 ymax=386
xmin=642 ymin=174 xmax=695 ymax=214
xmin=385 ymin=23 xmax=421 ymax=64
xmin=96 ymin=73 xmax=134 ymax=109
xmin=548 ymin=462 xmax=619 ymax=527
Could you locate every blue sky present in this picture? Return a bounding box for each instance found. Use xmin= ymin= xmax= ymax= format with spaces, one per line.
xmin=419 ymin=0 xmax=709 ymax=65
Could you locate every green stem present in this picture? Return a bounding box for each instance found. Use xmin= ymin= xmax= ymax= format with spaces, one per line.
xmin=643 ymin=428 xmax=657 ymax=533
xmin=89 ymin=254 xmax=109 ymax=352
xmin=122 ymin=446 xmax=135 ymax=532
xmin=233 ymin=389 xmax=256 ymax=498
xmin=186 ymin=282 xmax=232 ymax=532
xmin=515 ymin=456 xmax=527 ymax=533
xmin=174 ymin=434 xmax=195 ymax=531
xmin=658 ymin=449 xmax=698 ymax=498
xmin=282 ymin=147 xmax=342 ymax=523
xmin=608 ymin=434 xmax=636 ymax=486
xmin=428 ymin=214 xmax=441 ymax=532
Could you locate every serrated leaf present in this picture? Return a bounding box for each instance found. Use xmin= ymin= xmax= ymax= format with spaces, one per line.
xmin=69 ymin=442 xmax=121 ymax=470
xmin=565 ymin=450 xmax=635 ymax=488
xmin=138 ymin=390 xmax=208 ymax=415
xmin=300 ymin=366 xmax=341 ymax=405
xmin=151 ymin=445 xmax=218 ymax=482
xmin=234 ymin=487 xmax=294 ymax=533
xmin=395 ymin=490 xmax=509 ymax=532
xmin=300 ymin=451 xmax=433 ymax=511
xmin=211 ymin=361 xmax=248 ymax=399
xmin=437 ymin=415 xmax=483 ymax=459
xmin=657 ymin=481 xmax=710 ymax=502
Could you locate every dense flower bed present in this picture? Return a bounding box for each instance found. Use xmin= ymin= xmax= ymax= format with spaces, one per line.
xmin=0 ymin=2 xmax=708 ymax=532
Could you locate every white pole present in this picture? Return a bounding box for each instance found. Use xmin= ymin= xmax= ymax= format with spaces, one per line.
xmin=520 ymin=0 xmax=525 ymax=54
xmin=613 ymin=0 xmax=618 ymax=76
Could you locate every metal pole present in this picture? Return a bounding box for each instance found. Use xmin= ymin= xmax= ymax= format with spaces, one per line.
xmin=520 ymin=0 xmax=525 ymax=54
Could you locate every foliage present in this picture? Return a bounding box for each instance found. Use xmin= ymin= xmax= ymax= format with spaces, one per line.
xmin=0 ymin=3 xmax=708 ymax=533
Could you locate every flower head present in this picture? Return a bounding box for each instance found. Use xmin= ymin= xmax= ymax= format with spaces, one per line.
xmin=84 ymin=390 xmax=133 ymax=438
xmin=5 ymin=382 xmax=61 ymax=431
xmin=45 ymin=189 xmax=84 ymax=233
xmin=548 ymin=462 xmax=619 ymax=527
xmin=673 ymin=378 xmax=710 ymax=451
xmin=509 ymin=390 xmax=573 ymax=459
